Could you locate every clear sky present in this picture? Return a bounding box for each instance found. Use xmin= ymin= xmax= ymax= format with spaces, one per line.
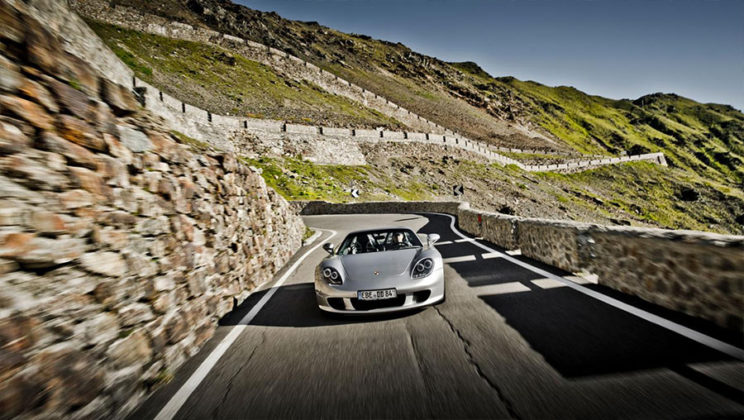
xmin=238 ymin=0 xmax=744 ymax=111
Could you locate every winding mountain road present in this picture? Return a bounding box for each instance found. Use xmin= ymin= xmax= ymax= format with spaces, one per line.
xmin=131 ymin=213 xmax=744 ymax=419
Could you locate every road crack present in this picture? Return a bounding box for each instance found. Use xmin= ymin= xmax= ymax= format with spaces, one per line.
xmin=211 ymin=329 xmax=266 ymax=420
xmin=404 ymin=324 xmax=434 ymax=419
xmin=434 ymin=307 xmax=521 ymax=419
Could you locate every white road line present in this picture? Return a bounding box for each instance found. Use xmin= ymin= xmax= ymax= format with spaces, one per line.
xmin=442 ymin=255 xmax=476 ymax=264
xmin=481 ymin=252 xmax=502 ymax=259
xmin=434 ymin=240 xmax=453 ymax=246
xmin=434 ymin=213 xmax=744 ymax=361
xmin=455 ymin=238 xmax=482 ymax=243
xmin=154 ymin=229 xmax=337 ymax=420
xmin=506 ymin=249 xmax=522 ymax=256
xmin=565 ymin=274 xmax=597 ymax=285
xmin=473 ymin=282 xmax=531 ymax=296
xmin=532 ymin=278 xmax=567 ymax=289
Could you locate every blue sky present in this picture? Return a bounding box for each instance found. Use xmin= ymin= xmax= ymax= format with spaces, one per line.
xmin=238 ymin=0 xmax=744 ymax=111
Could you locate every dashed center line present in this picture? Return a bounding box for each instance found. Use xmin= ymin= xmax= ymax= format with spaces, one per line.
xmin=442 ymin=255 xmax=476 ymax=263
xmin=531 ymin=278 xmax=566 ymax=289
xmin=455 ymin=238 xmax=483 ymax=243
xmin=435 ymin=238 xmax=483 ymax=246
xmin=472 ymin=282 xmax=531 ymax=296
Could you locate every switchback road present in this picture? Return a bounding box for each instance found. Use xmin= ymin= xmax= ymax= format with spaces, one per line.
xmin=131 ymin=213 xmax=744 ymax=419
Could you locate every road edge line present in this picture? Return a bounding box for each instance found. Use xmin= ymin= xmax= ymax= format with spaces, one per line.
xmin=433 ymin=212 xmax=744 ymax=361
xmin=153 ymin=229 xmax=337 ymax=420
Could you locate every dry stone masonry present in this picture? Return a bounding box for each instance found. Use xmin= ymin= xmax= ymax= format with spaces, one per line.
xmin=0 ymin=2 xmax=304 ymax=417
xmin=300 ymin=201 xmax=743 ymax=331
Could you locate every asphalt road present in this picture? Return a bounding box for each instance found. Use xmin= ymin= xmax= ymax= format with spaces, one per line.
xmin=131 ymin=213 xmax=744 ymax=419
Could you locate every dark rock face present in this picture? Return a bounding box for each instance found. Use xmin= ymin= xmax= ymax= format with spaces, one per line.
xmin=498 ymin=205 xmax=514 ymax=215
xmin=678 ymin=187 xmax=700 ymax=202
xmin=0 ymin=1 xmax=304 ymax=418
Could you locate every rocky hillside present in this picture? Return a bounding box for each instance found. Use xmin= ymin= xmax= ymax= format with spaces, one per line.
xmin=92 ymin=0 xmax=744 ymax=189
xmin=245 ymin=143 xmax=744 ymax=235
xmin=87 ymin=20 xmax=405 ymax=129
xmin=70 ymin=0 xmax=744 ymax=233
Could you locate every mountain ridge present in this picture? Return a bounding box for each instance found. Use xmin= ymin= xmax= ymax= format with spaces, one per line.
xmin=80 ymin=0 xmax=744 ymax=187
xmin=68 ymin=0 xmax=744 ymax=233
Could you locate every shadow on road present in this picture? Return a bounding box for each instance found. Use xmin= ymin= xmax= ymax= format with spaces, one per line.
xmin=417 ymin=213 xmax=742 ymax=405
xmin=220 ymin=283 xmax=423 ymax=328
xmin=480 ymin=287 xmax=734 ymax=378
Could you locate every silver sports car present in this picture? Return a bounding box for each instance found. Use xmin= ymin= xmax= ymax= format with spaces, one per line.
xmin=315 ymin=227 xmax=444 ymax=313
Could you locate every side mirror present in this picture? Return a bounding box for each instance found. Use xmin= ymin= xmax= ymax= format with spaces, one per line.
xmin=323 ymin=243 xmax=335 ymax=255
xmin=427 ymin=234 xmax=440 ymax=247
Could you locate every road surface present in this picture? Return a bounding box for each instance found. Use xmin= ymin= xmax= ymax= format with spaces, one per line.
xmin=131 ymin=213 xmax=744 ymax=419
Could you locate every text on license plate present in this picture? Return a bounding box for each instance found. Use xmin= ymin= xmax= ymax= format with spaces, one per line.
xmin=358 ymin=289 xmax=397 ymax=301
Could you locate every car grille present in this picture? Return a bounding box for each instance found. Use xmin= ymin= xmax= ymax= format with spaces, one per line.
xmin=350 ymin=295 xmax=406 ymax=310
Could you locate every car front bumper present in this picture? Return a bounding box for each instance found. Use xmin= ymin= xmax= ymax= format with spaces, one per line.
xmin=315 ymin=268 xmax=444 ymax=314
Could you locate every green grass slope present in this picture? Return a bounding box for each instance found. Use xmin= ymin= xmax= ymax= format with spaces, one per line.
xmin=243 ymin=145 xmax=744 ymax=234
xmin=87 ymin=20 xmax=405 ymax=129
xmin=100 ymin=0 xmax=744 ymax=188
xmin=494 ymin=78 xmax=744 ymax=185
xmin=81 ymin=0 xmax=744 ymax=232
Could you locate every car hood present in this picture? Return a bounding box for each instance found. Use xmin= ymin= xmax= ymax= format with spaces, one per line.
xmin=340 ymin=248 xmax=419 ymax=283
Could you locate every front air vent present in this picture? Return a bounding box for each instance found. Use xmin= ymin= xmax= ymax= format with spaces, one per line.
xmin=413 ymin=290 xmax=431 ymax=303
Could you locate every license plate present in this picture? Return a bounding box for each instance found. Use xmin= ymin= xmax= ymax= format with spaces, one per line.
xmin=358 ymin=289 xmax=397 ymax=301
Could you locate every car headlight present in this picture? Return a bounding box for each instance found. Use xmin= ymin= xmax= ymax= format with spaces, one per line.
xmin=412 ymin=258 xmax=434 ymax=279
xmin=322 ymin=267 xmax=342 ymax=285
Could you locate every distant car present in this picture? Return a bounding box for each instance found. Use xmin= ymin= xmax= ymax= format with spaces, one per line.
xmin=315 ymin=227 xmax=444 ymax=313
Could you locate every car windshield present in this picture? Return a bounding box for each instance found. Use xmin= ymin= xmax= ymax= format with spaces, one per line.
xmin=337 ymin=229 xmax=422 ymax=255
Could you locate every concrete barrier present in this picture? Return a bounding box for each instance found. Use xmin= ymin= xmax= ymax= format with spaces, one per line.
xmin=382 ymin=131 xmax=406 ymax=140
xmin=323 ymin=127 xmax=353 ymax=137
xmin=286 ymin=123 xmax=319 ymax=135
xmin=354 ymin=128 xmax=381 ymax=138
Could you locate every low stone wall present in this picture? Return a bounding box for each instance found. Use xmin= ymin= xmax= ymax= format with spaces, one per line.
xmin=584 ymin=228 xmax=743 ymax=329
xmin=516 ymin=219 xmax=593 ymax=273
xmin=0 ymin=3 xmax=304 ymax=417
xmin=298 ymin=200 xmax=463 ymax=216
xmin=458 ymin=208 xmax=520 ymax=250
xmin=298 ymin=200 xmax=743 ymax=330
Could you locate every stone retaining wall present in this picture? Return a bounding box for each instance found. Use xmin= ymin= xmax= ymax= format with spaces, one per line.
xmin=299 ymin=201 xmax=743 ymax=330
xmin=0 ymin=3 xmax=304 ymax=417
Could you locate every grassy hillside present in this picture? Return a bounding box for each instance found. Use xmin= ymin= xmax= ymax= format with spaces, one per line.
xmin=242 ymin=143 xmax=744 ymax=234
xmin=87 ymin=20 xmax=405 ymax=129
xmin=78 ymin=0 xmax=744 ymax=233
xmin=99 ymin=0 xmax=744 ymax=188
